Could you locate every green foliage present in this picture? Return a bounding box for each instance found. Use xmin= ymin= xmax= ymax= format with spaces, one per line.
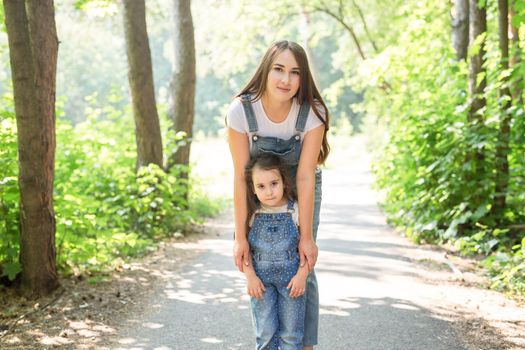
xmin=0 ymin=94 xmax=19 ymax=280
xmin=355 ymin=1 xmax=525 ymax=296
xmin=0 ymin=97 xmax=221 ymax=279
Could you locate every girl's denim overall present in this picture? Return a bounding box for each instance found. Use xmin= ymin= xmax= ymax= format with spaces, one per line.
xmin=241 ymin=94 xmax=322 ymax=347
xmin=249 ymin=200 xmax=304 ymax=350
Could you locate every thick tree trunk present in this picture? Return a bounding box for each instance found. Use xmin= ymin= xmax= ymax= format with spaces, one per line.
xmin=492 ymin=0 xmax=512 ymax=218
xmin=167 ymin=0 xmax=196 ymax=177
xmin=123 ymin=0 xmax=163 ymax=170
xmin=451 ymin=0 xmax=469 ymax=61
xmin=3 ymin=0 xmax=59 ymax=298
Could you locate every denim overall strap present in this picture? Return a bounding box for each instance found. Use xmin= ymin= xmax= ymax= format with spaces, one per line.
xmin=294 ymin=100 xmax=310 ymax=132
xmin=240 ymin=93 xmax=258 ymax=133
xmin=287 ymin=199 xmax=295 ymax=212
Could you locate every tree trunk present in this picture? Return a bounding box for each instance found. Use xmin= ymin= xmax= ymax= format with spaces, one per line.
xmin=167 ymin=0 xmax=196 ymax=179
xmin=451 ymin=0 xmax=469 ymax=61
xmin=467 ymin=0 xmax=487 ymax=133
xmin=463 ymin=0 xmax=487 ymax=217
xmin=3 ymin=0 xmax=59 ymax=298
xmin=509 ymin=1 xmax=523 ymax=103
xmin=492 ymin=0 xmax=512 ymax=218
xmin=123 ymin=0 xmax=163 ymax=170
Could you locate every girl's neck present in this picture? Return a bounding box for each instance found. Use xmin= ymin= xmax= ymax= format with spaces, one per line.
xmin=261 ymin=93 xmax=293 ymax=122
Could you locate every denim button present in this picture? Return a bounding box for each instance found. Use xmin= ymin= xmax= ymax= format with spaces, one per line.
xmin=253 ymin=135 xmax=258 ymax=141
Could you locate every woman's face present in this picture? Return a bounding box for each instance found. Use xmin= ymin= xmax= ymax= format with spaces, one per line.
xmin=265 ymin=49 xmax=301 ymax=103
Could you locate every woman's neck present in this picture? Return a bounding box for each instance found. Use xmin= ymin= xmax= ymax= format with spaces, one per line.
xmin=261 ymin=94 xmax=293 ymax=123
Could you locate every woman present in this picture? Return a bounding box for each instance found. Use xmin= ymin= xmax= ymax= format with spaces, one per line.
xmin=226 ymin=40 xmax=330 ymax=349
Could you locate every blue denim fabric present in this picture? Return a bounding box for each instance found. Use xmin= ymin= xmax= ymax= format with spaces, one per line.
xmin=249 ymin=202 xmax=305 ymax=350
xmin=241 ymin=95 xmax=321 ymax=346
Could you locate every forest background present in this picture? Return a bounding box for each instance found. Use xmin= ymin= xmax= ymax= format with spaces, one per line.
xmin=0 ymin=0 xmax=524 ymax=300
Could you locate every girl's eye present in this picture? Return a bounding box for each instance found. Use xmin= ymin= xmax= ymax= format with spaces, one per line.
xmin=271 ymin=181 xmax=279 ymax=186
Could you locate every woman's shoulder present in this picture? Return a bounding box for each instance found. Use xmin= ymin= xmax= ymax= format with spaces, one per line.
xmin=227 ymin=97 xmax=243 ymax=114
xmin=310 ymin=99 xmax=327 ymax=118
xmin=226 ymin=97 xmax=248 ymax=132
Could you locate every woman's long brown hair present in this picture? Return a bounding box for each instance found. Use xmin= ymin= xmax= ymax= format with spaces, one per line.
xmin=244 ymin=154 xmax=296 ymax=234
xmin=237 ymin=40 xmax=330 ymax=164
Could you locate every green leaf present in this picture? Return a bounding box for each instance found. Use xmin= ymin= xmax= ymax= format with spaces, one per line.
xmin=2 ymin=262 xmax=22 ymax=281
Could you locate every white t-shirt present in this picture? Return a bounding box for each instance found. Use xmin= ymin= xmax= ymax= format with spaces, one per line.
xmin=249 ymin=201 xmax=299 ymax=227
xmin=226 ymin=97 xmax=325 ymax=144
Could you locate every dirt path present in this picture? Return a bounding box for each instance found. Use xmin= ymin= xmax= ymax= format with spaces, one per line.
xmin=1 ymin=136 xmax=524 ymax=349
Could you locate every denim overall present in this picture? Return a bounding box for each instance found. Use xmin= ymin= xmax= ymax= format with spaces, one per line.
xmin=241 ymin=94 xmax=322 ymax=347
xmin=249 ymin=200 xmax=304 ymax=350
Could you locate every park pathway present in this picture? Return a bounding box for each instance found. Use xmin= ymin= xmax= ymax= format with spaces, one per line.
xmin=110 ymin=138 xmax=524 ymax=350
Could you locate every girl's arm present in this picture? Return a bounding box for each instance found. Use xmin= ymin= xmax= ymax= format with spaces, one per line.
xmin=227 ymin=127 xmax=251 ymax=272
xmin=296 ymin=124 xmax=325 ymax=271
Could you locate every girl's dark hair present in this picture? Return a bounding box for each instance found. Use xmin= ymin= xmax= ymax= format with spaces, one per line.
xmin=237 ymin=40 xmax=330 ymax=164
xmin=244 ymin=154 xmax=295 ymax=232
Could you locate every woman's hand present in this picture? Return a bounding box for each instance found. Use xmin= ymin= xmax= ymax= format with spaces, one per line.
xmin=233 ymin=239 xmax=250 ymax=272
xmin=299 ymin=238 xmax=318 ymax=271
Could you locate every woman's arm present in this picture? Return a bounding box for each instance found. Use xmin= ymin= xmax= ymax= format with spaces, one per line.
xmin=227 ymin=127 xmax=251 ymax=272
xmin=296 ymin=124 xmax=325 ymax=270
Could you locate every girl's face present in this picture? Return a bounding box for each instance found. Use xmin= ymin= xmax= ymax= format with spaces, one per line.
xmin=265 ymin=49 xmax=301 ymax=103
xmin=252 ymin=167 xmax=287 ymax=207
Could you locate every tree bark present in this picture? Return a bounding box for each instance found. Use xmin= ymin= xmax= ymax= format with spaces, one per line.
xmin=167 ymin=0 xmax=196 ymax=178
xmin=3 ymin=0 xmax=59 ymax=297
xmin=468 ymin=0 xmax=487 ymax=127
xmin=509 ymin=1 xmax=523 ymax=103
xmin=464 ymin=0 xmax=487 ymax=215
xmin=451 ymin=0 xmax=469 ymax=61
xmin=123 ymin=0 xmax=163 ymax=170
xmin=492 ymin=0 xmax=512 ymax=217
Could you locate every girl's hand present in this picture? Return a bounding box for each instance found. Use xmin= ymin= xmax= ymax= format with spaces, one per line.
xmin=246 ymin=273 xmax=266 ymax=299
xmin=233 ymin=239 xmax=250 ymax=272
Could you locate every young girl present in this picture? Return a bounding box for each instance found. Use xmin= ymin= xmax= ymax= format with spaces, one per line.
xmin=243 ymin=154 xmax=309 ymax=350
xmin=227 ymin=40 xmax=329 ymax=349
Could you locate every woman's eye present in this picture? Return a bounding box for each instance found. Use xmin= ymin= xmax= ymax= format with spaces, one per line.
xmin=292 ymin=71 xmax=300 ymax=75
xmin=257 ymin=185 xmax=264 ymax=189
xmin=274 ymin=67 xmax=283 ymax=72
